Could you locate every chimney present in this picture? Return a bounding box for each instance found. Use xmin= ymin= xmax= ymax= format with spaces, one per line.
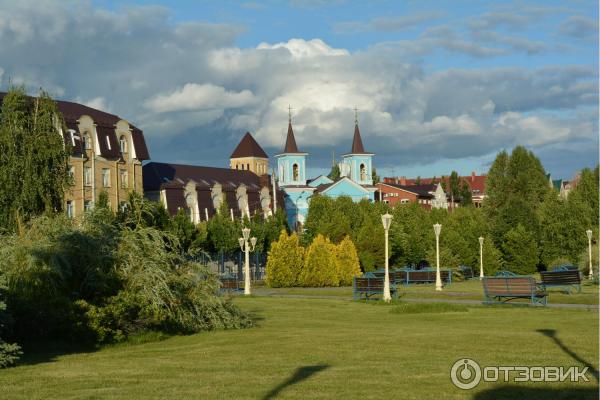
xmin=471 ymin=171 xmax=476 ymax=182
xmin=400 ymin=176 xmax=407 ymax=185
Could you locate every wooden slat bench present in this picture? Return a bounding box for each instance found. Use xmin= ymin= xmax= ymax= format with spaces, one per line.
xmin=219 ymin=276 xmax=241 ymax=293
xmin=459 ymin=265 xmax=475 ymax=280
xmin=406 ymin=269 xmax=452 ymax=285
xmin=540 ymin=269 xmax=582 ymax=294
xmin=482 ymin=276 xmax=547 ymax=306
xmin=353 ymin=276 xmax=398 ymax=301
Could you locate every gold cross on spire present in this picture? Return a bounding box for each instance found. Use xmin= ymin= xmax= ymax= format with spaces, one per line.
xmin=354 ymin=106 xmax=358 ymax=125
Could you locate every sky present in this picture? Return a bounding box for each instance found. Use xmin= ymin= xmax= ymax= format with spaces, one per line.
xmin=0 ymin=0 xmax=597 ymax=179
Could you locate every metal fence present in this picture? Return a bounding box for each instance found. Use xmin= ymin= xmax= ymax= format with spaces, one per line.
xmin=195 ymin=251 xmax=267 ymax=281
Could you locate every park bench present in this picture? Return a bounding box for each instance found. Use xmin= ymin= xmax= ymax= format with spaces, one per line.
xmin=406 ymin=269 xmax=452 ymax=285
xmin=540 ymin=269 xmax=582 ymax=294
xmin=219 ymin=275 xmax=241 ymax=293
xmin=353 ymin=276 xmax=398 ymax=301
xmin=482 ymin=276 xmax=547 ymax=306
xmin=371 ymin=269 xmax=408 ymax=284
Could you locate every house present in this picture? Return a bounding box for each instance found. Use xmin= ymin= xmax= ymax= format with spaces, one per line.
xmin=377 ymin=182 xmax=457 ymax=210
xmin=0 ymin=92 xmax=150 ymax=217
xmin=143 ymin=133 xmax=282 ymax=222
xmin=383 ymin=171 xmax=487 ymax=207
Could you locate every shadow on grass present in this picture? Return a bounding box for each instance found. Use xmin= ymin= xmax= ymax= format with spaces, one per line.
xmin=262 ymin=365 xmax=329 ymax=399
xmin=15 ymin=340 xmax=98 ymax=367
xmin=472 ymin=385 xmax=597 ymax=400
xmin=537 ymin=329 xmax=599 ymax=382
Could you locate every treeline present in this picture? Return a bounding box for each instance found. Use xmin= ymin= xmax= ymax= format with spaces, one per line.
xmin=302 ymin=146 xmax=598 ymax=276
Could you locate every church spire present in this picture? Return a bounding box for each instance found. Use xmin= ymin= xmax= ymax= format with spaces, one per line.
xmin=283 ymin=105 xmax=300 ymax=153
xmin=350 ymin=119 xmax=367 ymax=154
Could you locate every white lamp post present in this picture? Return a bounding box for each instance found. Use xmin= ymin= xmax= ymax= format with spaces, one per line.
xmin=381 ymin=213 xmax=393 ymax=302
xmin=433 ymin=223 xmax=442 ymax=291
xmin=239 ymin=227 xmax=257 ymax=295
xmin=479 ymin=236 xmax=484 ymax=279
xmin=586 ymin=229 xmax=593 ymax=280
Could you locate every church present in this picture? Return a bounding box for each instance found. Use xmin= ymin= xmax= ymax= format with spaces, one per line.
xmin=276 ymin=115 xmax=377 ymax=228
xmin=142 ymin=113 xmax=377 ymax=230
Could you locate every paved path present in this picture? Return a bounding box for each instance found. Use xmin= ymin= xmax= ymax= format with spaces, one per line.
xmin=252 ymin=290 xmax=599 ymax=310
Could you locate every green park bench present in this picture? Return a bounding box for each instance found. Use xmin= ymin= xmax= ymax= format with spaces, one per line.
xmin=482 ymin=276 xmax=548 ymax=306
xmin=540 ymin=268 xmax=582 ymax=294
xmin=371 ymin=268 xmax=451 ymax=285
xmin=219 ymin=274 xmax=241 ymax=293
xmin=353 ymin=276 xmax=398 ymax=301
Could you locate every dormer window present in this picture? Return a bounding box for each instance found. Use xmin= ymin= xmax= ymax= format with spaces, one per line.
xmin=83 ymin=133 xmax=91 ymax=150
xmin=119 ymin=135 xmax=127 ymax=153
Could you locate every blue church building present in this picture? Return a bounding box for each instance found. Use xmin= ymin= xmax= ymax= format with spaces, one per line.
xmin=276 ymin=116 xmax=377 ymax=229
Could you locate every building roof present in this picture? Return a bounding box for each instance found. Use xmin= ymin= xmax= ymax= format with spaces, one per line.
xmin=230 ymin=131 xmax=268 ymax=159
xmin=143 ymin=162 xmax=265 ymax=191
xmin=379 ymin=182 xmax=436 ymax=197
xmin=383 ymin=173 xmax=487 ymax=194
xmin=350 ymin=123 xmax=367 ymax=154
xmin=282 ymin=121 xmax=301 ymax=153
xmin=0 ymin=91 xmax=150 ymax=160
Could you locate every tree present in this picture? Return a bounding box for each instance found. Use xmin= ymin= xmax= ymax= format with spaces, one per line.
xmin=265 ymin=231 xmax=304 ymax=287
xmin=300 ymin=234 xmax=339 ymax=287
xmin=448 ymin=171 xmax=460 ymax=209
xmin=328 ymin=163 xmax=341 ymax=181
xmin=0 ymin=87 xmax=70 ymax=231
xmin=336 ymin=236 xmax=361 ymax=286
xmin=355 ymin=222 xmax=384 ymax=272
xmin=371 ymin=167 xmax=380 ymax=184
xmin=414 ymin=176 xmax=421 ymax=185
xmin=459 ymin=181 xmax=472 ymax=206
xmin=0 ymin=272 xmax=21 ymax=368
xmin=207 ymin=200 xmax=240 ymax=253
xmin=502 ymin=224 xmax=538 ymax=274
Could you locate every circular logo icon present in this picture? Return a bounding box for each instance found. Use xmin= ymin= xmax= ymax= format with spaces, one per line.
xmin=450 ymin=358 xmax=482 ymax=390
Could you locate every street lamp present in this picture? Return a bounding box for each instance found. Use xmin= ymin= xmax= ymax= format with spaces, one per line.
xmin=433 ymin=223 xmax=442 ymax=291
xmin=479 ymin=236 xmax=484 ymax=279
xmin=239 ymin=227 xmax=257 ymax=295
xmin=586 ymin=229 xmax=593 ymax=280
xmin=381 ymin=213 xmax=393 ymax=302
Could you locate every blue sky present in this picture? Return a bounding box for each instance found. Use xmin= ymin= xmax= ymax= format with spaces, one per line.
xmin=0 ymin=0 xmax=598 ymax=179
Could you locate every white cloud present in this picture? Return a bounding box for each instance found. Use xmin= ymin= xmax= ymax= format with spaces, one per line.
xmin=257 ymin=38 xmax=349 ymax=58
xmin=145 ymin=83 xmax=256 ymax=113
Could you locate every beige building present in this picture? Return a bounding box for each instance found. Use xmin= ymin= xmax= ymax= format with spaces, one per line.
xmin=56 ymin=99 xmax=150 ymax=217
xmin=229 ymin=132 xmax=269 ymax=175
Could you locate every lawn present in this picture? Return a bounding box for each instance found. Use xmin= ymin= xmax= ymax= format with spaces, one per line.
xmin=255 ymin=278 xmax=600 ymax=305
xmin=1 ymin=295 xmax=598 ymax=399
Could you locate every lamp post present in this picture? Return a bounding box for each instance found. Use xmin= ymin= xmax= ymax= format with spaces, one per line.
xmin=239 ymin=227 xmax=257 ymax=295
xmin=479 ymin=236 xmax=484 ymax=279
xmin=586 ymin=229 xmax=593 ymax=280
xmin=433 ymin=223 xmax=442 ymax=291
xmin=381 ymin=213 xmax=393 ymax=303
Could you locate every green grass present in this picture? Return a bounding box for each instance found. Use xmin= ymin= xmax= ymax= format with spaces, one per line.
xmin=390 ymin=301 xmax=469 ymax=314
xmin=255 ymin=279 xmax=599 ymax=305
xmin=1 ymin=296 xmax=598 ymax=399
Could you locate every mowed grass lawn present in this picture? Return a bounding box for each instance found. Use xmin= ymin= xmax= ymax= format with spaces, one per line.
xmin=1 ymin=296 xmax=598 ymax=400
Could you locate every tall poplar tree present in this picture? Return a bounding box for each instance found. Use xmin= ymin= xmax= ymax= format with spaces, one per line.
xmin=0 ymin=87 xmax=70 ymax=231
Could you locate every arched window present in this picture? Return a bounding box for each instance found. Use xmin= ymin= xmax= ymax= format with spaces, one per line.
xmin=293 ymin=164 xmax=299 ymax=181
xmin=360 ymin=163 xmax=366 ymax=181
xmin=119 ymin=135 xmax=127 ymax=153
xmin=83 ymin=133 xmax=91 ymax=150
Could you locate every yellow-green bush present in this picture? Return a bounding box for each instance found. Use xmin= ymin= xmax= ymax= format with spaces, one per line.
xmin=265 ymin=231 xmax=304 ymax=287
xmin=300 ymin=234 xmax=339 ymax=287
xmin=336 ymin=236 xmax=361 ymax=286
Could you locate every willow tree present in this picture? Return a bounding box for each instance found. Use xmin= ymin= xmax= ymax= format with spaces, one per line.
xmin=0 ymin=87 xmax=70 ymax=231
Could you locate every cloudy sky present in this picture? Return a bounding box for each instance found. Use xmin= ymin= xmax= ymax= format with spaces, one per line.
xmin=0 ymin=0 xmax=597 ymax=179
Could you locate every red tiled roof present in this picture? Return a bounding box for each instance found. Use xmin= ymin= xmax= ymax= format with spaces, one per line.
xmin=230 ymin=132 xmax=268 ymax=159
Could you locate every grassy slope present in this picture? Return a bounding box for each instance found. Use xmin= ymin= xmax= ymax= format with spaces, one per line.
xmin=1 ymin=296 xmax=598 ymax=400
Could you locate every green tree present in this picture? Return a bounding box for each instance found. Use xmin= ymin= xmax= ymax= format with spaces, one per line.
xmin=265 ymin=231 xmax=304 ymax=287
xmin=300 ymin=234 xmax=339 ymax=287
xmin=459 ymin=181 xmax=472 ymax=206
xmin=0 ymin=87 xmax=70 ymax=231
xmin=0 ymin=272 xmax=21 ymax=368
xmin=207 ymin=200 xmax=240 ymax=253
xmin=355 ymin=222 xmax=384 ymax=272
xmin=502 ymin=224 xmax=538 ymax=274
xmin=328 ymin=163 xmax=341 ymax=181
xmin=336 ymin=236 xmax=362 ymax=286
xmin=371 ymin=167 xmax=380 ymax=184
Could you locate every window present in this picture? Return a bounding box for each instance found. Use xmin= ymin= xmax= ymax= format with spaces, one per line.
xmin=84 ymin=200 xmax=93 ymax=212
xmin=120 ymin=169 xmax=128 ymax=189
xmin=84 ymin=167 xmax=92 ymax=186
xmin=83 ymin=133 xmax=91 ymax=150
xmin=66 ymin=201 xmax=74 ymax=218
xmin=102 ymin=168 xmax=110 ymax=187
xmin=119 ymin=135 xmax=127 ymax=153
xmin=292 ymin=164 xmax=299 ymax=181
xmin=246 ymin=163 xmax=250 ymax=170
xmin=400 ymin=199 xmax=410 ymax=204
xmin=360 ymin=163 xmax=367 ymax=181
